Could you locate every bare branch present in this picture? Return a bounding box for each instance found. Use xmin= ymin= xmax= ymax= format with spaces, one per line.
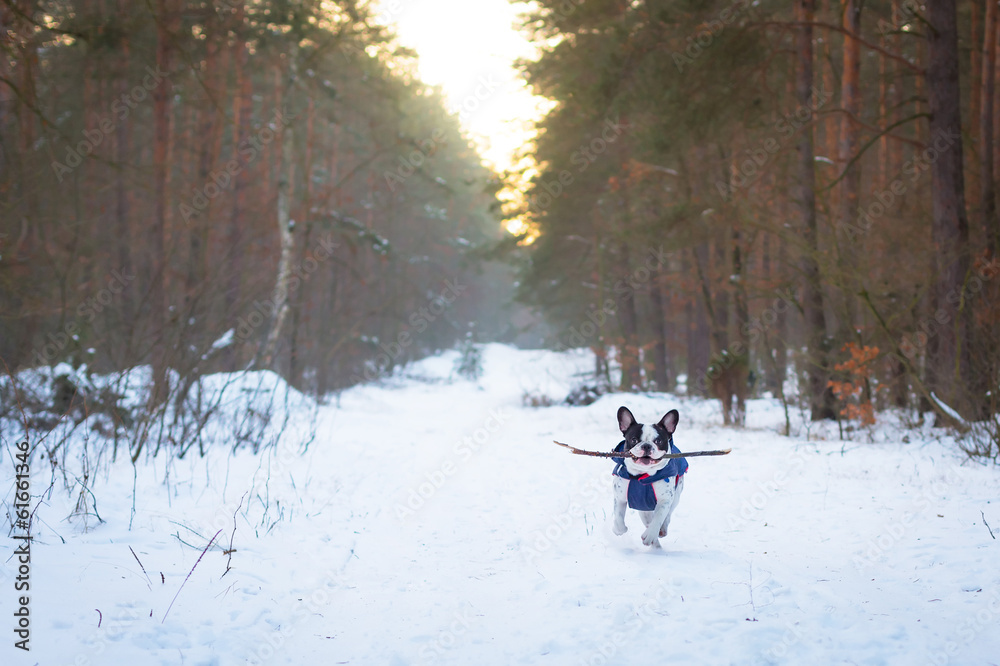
xmin=754 ymin=20 xmax=923 ymax=73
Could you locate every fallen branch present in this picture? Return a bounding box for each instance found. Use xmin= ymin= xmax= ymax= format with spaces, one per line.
xmin=930 ymin=392 xmax=970 ymax=430
xmin=982 ymin=510 xmax=996 ymax=540
xmin=553 ymin=441 xmax=731 ymax=459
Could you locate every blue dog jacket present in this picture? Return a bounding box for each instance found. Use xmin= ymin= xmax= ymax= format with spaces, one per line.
xmin=612 ymin=441 xmax=688 ymax=511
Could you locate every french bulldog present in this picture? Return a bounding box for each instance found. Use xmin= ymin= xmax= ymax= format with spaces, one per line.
xmin=611 ymin=406 xmax=688 ymax=549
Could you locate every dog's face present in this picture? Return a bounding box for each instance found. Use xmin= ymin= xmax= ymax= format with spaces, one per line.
xmin=617 ymin=406 xmax=679 ymax=476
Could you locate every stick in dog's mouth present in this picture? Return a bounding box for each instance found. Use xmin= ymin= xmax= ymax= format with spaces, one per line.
xmin=552 ymin=441 xmax=732 ymax=459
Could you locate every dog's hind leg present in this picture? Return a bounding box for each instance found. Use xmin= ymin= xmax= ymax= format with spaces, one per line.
xmin=658 ymin=476 xmax=685 ymax=538
xmin=641 ymin=478 xmax=684 ymax=547
xmin=637 ymin=512 xmax=664 ymax=547
xmin=612 ymin=477 xmax=628 ymax=536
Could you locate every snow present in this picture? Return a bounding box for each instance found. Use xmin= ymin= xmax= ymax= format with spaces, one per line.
xmin=3 ymin=345 xmax=1000 ymax=665
xmin=210 ymin=329 xmax=236 ymax=352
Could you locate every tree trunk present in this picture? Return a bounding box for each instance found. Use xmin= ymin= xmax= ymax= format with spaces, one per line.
xmin=838 ymin=0 xmax=862 ymax=329
xmin=731 ymin=224 xmax=750 ymax=424
xmin=763 ymin=231 xmax=790 ymax=394
xmin=970 ymin=0 xmax=982 ymax=212
xmin=14 ymin=9 xmax=40 ymax=369
xmin=878 ymin=8 xmax=889 ymax=192
xmin=115 ymin=0 xmax=134 ymax=347
xmin=185 ymin=26 xmax=221 ymax=328
xmin=316 ymin=121 xmax=340 ymax=395
xmin=712 ymin=232 xmax=730 ymax=352
xmin=225 ymin=0 xmax=251 ymax=367
xmin=148 ymin=0 xmax=175 ymax=409
xmin=796 ymin=0 xmax=836 ymax=420
xmin=693 ymin=241 xmax=724 ymax=352
xmin=992 ymin=0 xmax=1000 ymax=257
xmin=731 ymin=227 xmax=749 ymax=342
xmin=261 ymin=55 xmax=298 ymax=369
xmin=820 ymin=0 xmax=837 ymax=164
xmin=981 ymin=0 xmax=997 ymax=254
xmin=290 ymin=97 xmax=316 ymax=385
xmin=762 ymin=231 xmax=776 ymax=392
xmin=685 ymin=249 xmax=711 ymax=397
xmin=648 ymin=265 xmax=670 ymax=391
xmin=926 ymin=0 xmax=974 ymax=414
xmin=888 ymin=0 xmax=905 ymax=181
xmin=617 ymin=242 xmax=642 ymax=391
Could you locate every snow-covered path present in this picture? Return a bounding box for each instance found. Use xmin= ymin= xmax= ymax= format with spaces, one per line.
xmin=5 ymin=345 xmax=1000 ymax=665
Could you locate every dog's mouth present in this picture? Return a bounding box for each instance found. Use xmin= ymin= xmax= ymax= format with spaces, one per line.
xmin=635 ymin=455 xmax=661 ymax=466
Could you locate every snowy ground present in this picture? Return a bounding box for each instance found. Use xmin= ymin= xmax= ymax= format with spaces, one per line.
xmin=3 ymin=344 xmax=1000 ymax=665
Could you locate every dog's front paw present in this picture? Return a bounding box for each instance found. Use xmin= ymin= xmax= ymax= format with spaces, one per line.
xmin=641 ymin=529 xmax=661 ymax=547
xmin=612 ymin=521 xmax=628 ymax=536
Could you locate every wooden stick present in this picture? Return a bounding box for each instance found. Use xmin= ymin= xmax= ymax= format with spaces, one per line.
xmin=553 ymin=441 xmax=731 ymax=459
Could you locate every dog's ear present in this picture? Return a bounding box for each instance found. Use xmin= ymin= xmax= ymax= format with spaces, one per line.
xmin=658 ymin=409 xmax=679 ymax=434
xmin=617 ymin=406 xmax=636 ymax=433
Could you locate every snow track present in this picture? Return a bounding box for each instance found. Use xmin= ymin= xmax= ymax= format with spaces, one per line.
xmin=3 ymin=345 xmax=999 ymax=665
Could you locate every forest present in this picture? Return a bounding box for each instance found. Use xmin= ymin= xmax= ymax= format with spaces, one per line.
xmin=1 ymin=0 xmax=998 ymax=454
xmin=1 ymin=0 xmax=511 ymax=410
xmin=2 ymin=2 xmax=1000 ymax=663
xmin=509 ymin=0 xmax=998 ymax=445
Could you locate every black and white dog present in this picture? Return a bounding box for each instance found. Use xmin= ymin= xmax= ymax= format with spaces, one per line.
xmin=611 ymin=407 xmax=688 ymax=549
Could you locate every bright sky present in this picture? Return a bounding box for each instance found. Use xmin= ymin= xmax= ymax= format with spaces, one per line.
xmin=373 ymin=0 xmax=549 ymax=174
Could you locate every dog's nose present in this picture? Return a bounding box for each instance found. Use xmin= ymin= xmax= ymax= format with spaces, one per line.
xmin=641 ymin=443 xmax=652 ymax=453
